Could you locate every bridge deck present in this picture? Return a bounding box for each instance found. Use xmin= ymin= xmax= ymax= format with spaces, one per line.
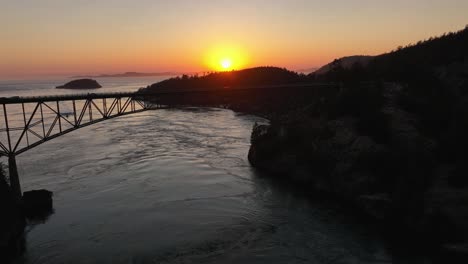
xmin=0 ymin=92 xmax=139 ymax=104
xmin=0 ymin=83 xmax=337 ymax=105
xmin=0 ymin=92 xmax=153 ymax=157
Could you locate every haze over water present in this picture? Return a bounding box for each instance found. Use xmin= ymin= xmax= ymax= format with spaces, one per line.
xmin=0 ymin=77 xmax=172 ymax=97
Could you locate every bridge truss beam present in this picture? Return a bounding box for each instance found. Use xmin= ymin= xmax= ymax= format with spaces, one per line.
xmin=0 ymin=93 xmax=153 ymax=197
xmin=0 ymin=95 xmax=149 ymax=156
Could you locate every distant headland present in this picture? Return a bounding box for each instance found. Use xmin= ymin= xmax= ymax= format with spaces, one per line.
xmin=71 ymin=72 xmax=177 ymax=78
xmin=56 ymin=79 xmax=102 ymax=89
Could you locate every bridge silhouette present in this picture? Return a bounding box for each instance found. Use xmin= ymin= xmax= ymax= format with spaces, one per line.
xmin=0 ymin=92 xmax=160 ymax=197
xmin=0 ymin=83 xmax=336 ymax=198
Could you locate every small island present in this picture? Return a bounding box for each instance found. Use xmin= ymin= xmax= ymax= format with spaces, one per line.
xmin=56 ymin=79 xmax=102 ymax=89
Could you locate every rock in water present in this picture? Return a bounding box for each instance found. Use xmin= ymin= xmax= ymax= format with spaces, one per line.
xmin=56 ymin=79 xmax=102 ymax=89
xmin=22 ymin=190 xmax=53 ymax=219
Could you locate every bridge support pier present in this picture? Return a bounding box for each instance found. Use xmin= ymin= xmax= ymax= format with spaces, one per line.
xmin=8 ymin=155 xmax=22 ymax=199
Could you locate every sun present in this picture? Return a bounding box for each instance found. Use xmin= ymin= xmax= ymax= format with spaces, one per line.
xmin=220 ymin=58 xmax=232 ymax=70
xmin=204 ymin=45 xmax=249 ymax=71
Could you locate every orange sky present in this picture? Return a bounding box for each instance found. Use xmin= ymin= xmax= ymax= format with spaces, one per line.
xmin=1 ymin=1 xmax=467 ymax=78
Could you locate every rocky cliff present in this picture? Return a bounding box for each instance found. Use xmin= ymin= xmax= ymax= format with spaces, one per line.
xmin=248 ymin=83 xmax=468 ymax=252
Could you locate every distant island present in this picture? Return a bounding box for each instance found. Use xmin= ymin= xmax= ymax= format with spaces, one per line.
xmin=56 ymin=79 xmax=102 ymax=89
xmin=71 ymin=72 xmax=177 ymax=78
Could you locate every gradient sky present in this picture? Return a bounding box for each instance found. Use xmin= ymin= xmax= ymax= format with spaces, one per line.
xmin=1 ymin=0 xmax=467 ymax=78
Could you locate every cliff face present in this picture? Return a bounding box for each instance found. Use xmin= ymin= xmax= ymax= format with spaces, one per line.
xmin=248 ymin=83 xmax=468 ymax=248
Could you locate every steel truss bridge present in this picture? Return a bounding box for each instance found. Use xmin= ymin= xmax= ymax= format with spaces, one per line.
xmin=0 ymin=83 xmax=336 ymax=198
xmin=0 ymin=92 xmax=157 ymax=197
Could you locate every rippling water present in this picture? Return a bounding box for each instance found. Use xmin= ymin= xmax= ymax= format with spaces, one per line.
xmin=1 ymin=108 xmax=395 ymax=264
xmin=1 ymin=78 xmax=398 ymax=263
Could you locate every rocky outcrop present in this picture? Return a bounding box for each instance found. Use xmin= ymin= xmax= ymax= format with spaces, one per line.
xmin=248 ymin=83 xmax=468 ymax=247
xmin=251 ymin=119 xmax=375 ymax=193
xmin=248 ymin=117 xmax=389 ymax=200
xmin=22 ymin=190 xmax=53 ymax=220
xmin=1 ymin=183 xmax=55 ymax=262
xmin=56 ymin=79 xmax=102 ymax=89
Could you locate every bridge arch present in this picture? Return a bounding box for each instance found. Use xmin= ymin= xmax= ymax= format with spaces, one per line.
xmin=0 ymin=92 xmax=156 ymax=197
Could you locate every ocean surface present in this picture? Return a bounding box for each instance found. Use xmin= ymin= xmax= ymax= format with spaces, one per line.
xmin=0 ymin=78 xmax=420 ymax=263
xmin=0 ymin=76 xmax=167 ymax=97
